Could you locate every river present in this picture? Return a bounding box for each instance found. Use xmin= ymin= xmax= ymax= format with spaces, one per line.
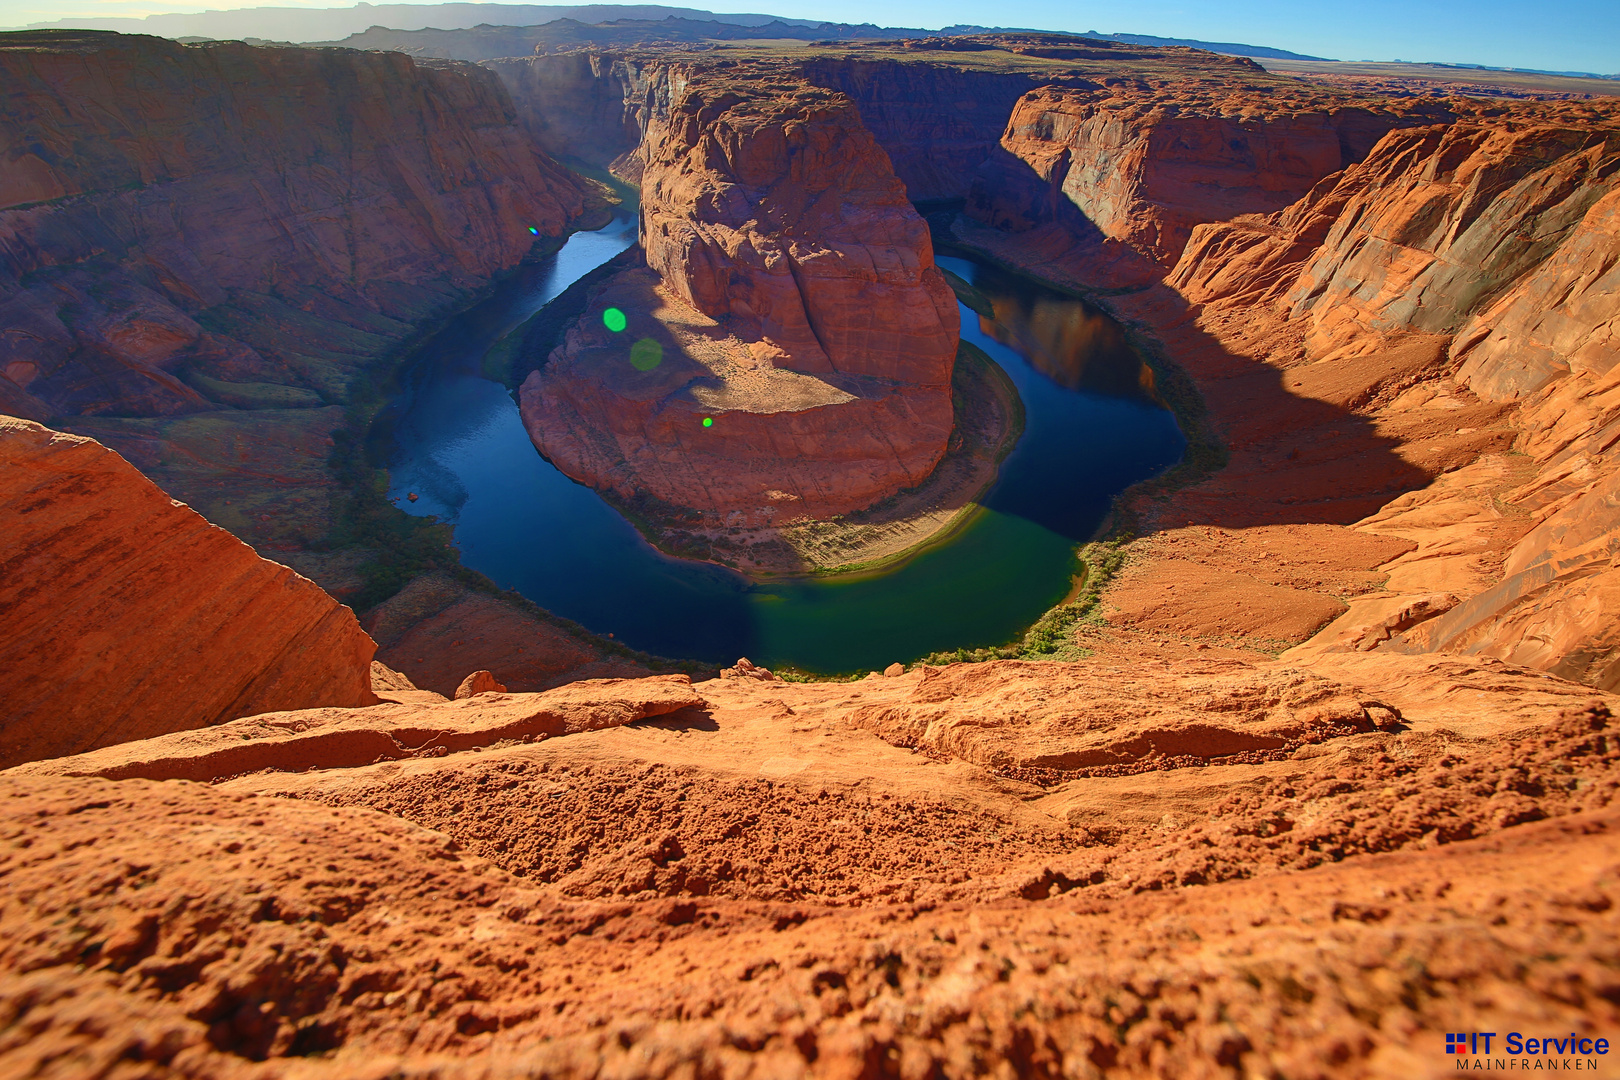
xmin=376 ymin=212 xmax=1185 ymax=672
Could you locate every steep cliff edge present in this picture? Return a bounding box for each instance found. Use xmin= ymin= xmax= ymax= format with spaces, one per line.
xmin=968 ymin=83 xmax=1444 ymax=274
xmin=519 ymin=74 xmax=961 ymax=520
xmin=0 ymin=30 xmax=652 ymax=692
xmin=0 ymin=417 xmax=377 ymax=769
xmin=0 ymin=31 xmax=608 ymax=608
xmin=1060 ymin=101 xmax=1620 ymax=690
xmin=0 ymin=31 xmax=594 ymax=423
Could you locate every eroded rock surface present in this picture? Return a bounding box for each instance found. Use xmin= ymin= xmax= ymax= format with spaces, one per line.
xmin=4 ymin=662 xmax=1619 ymax=1077
xmin=0 ymin=28 xmax=612 ymax=660
xmin=520 ymin=75 xmax=959 ymax=520
xmin=950 ymin=81 xmax=1620 ymax=692
xmin=10 ymin=675 xmax=700 ymax=783
xmin=972 ymin=83 xmax=1429 ymax=267
xmin=0 ymin=31 xmax=595 ymax=425
xmin=0 ymin=417 xmax=376 ymax=769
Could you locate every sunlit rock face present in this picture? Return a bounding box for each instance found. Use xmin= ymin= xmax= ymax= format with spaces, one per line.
xmin=1163 ymin=107 xmax=1620 ymax=691
xmin=0 ymin=417 xmax=378 ymax=770
xmin=967 ymin=83 xmax=1424 ymax=269
xmin=519 ymin=74 xmax=961 ymax=521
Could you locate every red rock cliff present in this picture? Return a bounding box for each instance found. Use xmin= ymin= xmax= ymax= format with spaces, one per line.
xmin=0 ymin=29 xmax=606 ymax=604
xmin=0 ymin=30 xmax=595 ymax=421
xmin=0 ymin=416 xmax=378 ymax=768
xmin=1157 ymin=104 xmax=1620 ymax=689
xmin=969 ymin=83 xmax=1437 ymax=269
xmin=518 ymin=75 xmax=961 ymax=520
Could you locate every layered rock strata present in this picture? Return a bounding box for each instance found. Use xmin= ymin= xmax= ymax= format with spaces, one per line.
xmin=0 ymin=417 xmax=377 ymax=768
xmin=968 ymin=83 xmax=1444 ymax=271
xmin=0 ymin=29 xmax=606 ymax=624
xmin=966 ymin=96 xmax=1620 ymax=690
xmin=1157 ymin=112 xmax=1620 ymax=689
xmin=11 ymin=674 xmax=700 ymax=783
xmin=519 ymin=77 xmax=960 ymax=519
xmin=0 ymin=30 xmax=593 ymax=424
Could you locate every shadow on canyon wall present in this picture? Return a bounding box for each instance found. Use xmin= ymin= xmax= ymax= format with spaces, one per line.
xmin=952 ymin=142 xmax=1445 ymax=537
xmin=486 ymin=50 xmax=1446 ymax=546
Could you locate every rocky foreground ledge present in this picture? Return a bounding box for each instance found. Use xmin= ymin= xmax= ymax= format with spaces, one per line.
xmin=3 ymin=654 xmax=1618 ymax=1077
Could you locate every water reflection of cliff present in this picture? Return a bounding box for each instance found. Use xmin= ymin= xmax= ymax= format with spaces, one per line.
xmin=972 ymin=263 xmax=1160 ymax=401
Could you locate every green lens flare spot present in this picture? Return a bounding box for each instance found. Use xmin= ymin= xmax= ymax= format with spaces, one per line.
xmin=702 ymin=417 xmax=714 ymax=428
xmin=629 ymin=338 xmax=663 ymax=371
xmin=602 ymin=307 xmax=627 ymax=333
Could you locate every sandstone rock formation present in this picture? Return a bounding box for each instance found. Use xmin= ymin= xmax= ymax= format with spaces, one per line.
xmin=359 ymin=573 xmax=659 ymax=697
xmin=933 ymin=74 xmax=1620 ymax=692
xmin=1123 ymin=106 xmax=1620 ymax=690
xmin=454 ymin=670 xmax=508 ymax=698
xmin=970 ymin=83 xmax=1428 ymax=267
xmin=0 ymin=30 xmax=595 ymax=424
xmin=519 ymin=74 xmax=960 ymax=519
xmin=12 ymin=674 xmax=700 ymax=782
xmin=0 ymin=416 xmax=377 ymax=768
xmin=3 ymin=658 xmax=1617 ymax=1076
xmin=0 ymin=27 xmax=613 ymax=646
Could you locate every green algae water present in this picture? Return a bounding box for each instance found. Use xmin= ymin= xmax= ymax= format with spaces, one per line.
xmin=378 ymin=216 xmax=1184 ymax=672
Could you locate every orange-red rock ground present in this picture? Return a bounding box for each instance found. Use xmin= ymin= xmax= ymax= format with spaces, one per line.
xmin=5 ymin=663 xmax=1620 ymax=1077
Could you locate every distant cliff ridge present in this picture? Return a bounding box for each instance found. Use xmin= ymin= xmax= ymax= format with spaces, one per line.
xmin=7 ymin=3 xmax=822 ymax=41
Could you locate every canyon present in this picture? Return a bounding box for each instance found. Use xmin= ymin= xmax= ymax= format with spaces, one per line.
xmin=2 ymin=24 xmax=1620 ymax=1078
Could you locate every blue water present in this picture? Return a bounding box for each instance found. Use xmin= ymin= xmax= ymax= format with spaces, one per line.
xmin=377 ymin=214 xmax=1184 ymax=671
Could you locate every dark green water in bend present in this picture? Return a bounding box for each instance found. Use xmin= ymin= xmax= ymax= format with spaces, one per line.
xmin=376 ymin=214 xmax=1184 ymax=672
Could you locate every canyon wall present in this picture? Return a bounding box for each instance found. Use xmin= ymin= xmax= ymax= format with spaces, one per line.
xmin=1140 ymin=105 xmax=1620 ymax=689
xmin=0 ymin=29 xmax=612 ymax=619
xmin=485 ymin=51 xmax=650 ymax=168
xmin=517 ymin=70 xmax=961 ymax=520
xmin=968 ymin=84 xmax=1442 ymax=270
xmin=0 ymin=417 xmax=377 ymax=769
xmin=0 ymin=29 xmax=645 ymax=694
xmin=489 ymin=50 xmax=1041 ymax=202
xmin=793 ymin=58 xmax=1040 ymax=201
xmin=0 ymin=30 xmax=596 ymax=424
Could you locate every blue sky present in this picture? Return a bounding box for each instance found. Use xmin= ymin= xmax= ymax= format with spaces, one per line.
xmin=1 ymin=0 xmax=1615 ymax=74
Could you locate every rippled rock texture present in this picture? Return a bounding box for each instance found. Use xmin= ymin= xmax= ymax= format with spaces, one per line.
xmin=1147 ymin=106 xmax=1620 ymax=690
xmin=519 ymin=74 xmax=960 ymax=519
xmin=4 ymin=661 xmax=1618 ymax=1077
